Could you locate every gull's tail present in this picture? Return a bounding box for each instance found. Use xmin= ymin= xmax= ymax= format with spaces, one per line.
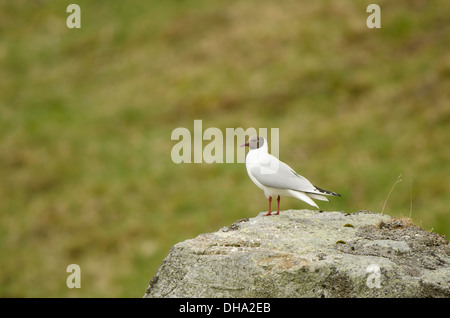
xmin=287 ymin=190 xmax=320 ymax=209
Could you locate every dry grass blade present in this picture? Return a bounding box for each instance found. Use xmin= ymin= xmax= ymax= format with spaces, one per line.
xmin=381 ymin=174 xmax=403 ymax=214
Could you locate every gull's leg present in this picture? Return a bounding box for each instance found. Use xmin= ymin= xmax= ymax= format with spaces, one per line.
xmin=274 ymin=195 xmax=280 ymax=215
xmin=264 ymin=196 xmax=272 ymax=216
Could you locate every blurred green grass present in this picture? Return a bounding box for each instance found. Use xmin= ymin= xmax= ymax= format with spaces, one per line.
xmin=0 ymin=0 xmax=449 ymax=297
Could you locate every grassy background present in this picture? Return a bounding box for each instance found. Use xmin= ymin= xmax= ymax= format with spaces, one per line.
xmin=1 ymin=0 xmax=449 ymax=297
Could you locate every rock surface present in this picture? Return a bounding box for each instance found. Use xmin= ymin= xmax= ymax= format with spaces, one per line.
xmin=144 ymin=210 xmax=449 ymax=298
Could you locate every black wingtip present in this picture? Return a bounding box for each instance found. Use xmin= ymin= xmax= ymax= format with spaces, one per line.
xmin=314 ymin=185 xmax=342 ymax=197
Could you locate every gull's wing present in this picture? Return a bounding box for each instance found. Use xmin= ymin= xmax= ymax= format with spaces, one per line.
xmin=249 ymin=153 xmax=317 ymax=193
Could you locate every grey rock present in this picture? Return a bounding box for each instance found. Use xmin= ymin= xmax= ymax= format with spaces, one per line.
xmin=144 ymin=210 xmax=450 ymax=298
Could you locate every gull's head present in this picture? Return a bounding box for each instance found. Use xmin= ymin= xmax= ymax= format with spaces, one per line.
xmin=240 ymin=135 xmax=265 ymax=150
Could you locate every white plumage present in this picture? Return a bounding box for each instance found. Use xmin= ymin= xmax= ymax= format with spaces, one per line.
xmin=242 ymin=136 xmax=341 ymax=215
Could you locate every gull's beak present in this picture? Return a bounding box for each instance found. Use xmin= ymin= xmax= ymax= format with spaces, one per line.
xmin=240 ymin=142 xmax=249 ymax=147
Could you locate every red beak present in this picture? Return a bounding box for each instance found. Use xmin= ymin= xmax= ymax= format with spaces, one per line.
xmin=240 ymin=142 xmax=249 ymax=147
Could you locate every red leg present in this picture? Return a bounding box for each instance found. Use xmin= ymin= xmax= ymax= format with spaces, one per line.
xmin=274 ymin=195 xmax=280 ymax=215
xmin=264 ymin=196 xmax=272 ymax=216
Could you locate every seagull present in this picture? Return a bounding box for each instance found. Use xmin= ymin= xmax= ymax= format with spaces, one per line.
xmin=241 ymin=135 xmax=341 ymax=216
